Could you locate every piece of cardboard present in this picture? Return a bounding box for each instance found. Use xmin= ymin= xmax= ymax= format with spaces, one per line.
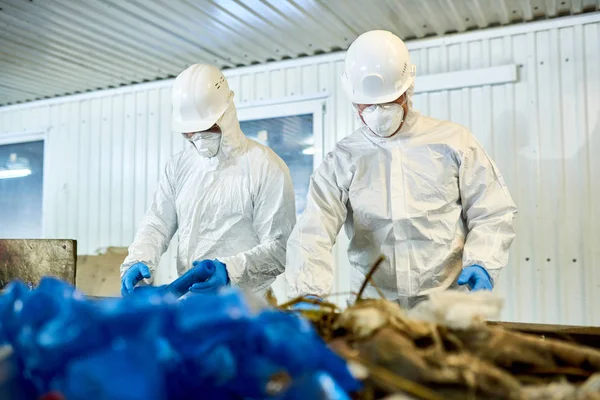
xmin=76 ymin=247 xmax=127 ymax=297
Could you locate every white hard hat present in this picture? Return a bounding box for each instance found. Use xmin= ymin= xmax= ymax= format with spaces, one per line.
xmin=171 ymin=64 xmax=233 ymax=133
xmin=341 ymin=30 xmax=416 ymax=105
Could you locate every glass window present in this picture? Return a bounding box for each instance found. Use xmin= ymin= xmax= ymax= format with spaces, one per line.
xmin=240 ymin=114 xmax=314 ymax=215
xmin=0 ymin=140 xmax=44 ymax=238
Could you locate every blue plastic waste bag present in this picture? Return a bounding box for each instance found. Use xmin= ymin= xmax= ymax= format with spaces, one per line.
xmin=0 ymin=277 xmax=361 ymax=399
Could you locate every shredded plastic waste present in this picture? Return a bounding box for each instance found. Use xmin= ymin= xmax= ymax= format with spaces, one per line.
xmin=0 ymin=277 xmax=361 ymax=400
xmin=407 ymin=290 xmax=504 ymax=330
xmin=293 ymin=293 xmax=600 ymax=399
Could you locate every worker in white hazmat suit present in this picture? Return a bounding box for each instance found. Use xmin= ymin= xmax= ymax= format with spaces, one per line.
xmin=285 ymin=31 xmax=517 ymax=308
xmin=120 ymin=64 xmax=296 ymax=297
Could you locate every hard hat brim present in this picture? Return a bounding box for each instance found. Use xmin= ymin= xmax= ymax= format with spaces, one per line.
xmin=172 ymin=97 xmax=232 ymax=134
xmin=341 ymin=74 xmax=415 ymax=105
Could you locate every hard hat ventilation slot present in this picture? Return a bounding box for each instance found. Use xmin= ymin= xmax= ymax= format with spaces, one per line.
xmin=214 ymin=76 xmax=225 ymax=90
xmin=401 ymin=62 xmax=407 ymax=75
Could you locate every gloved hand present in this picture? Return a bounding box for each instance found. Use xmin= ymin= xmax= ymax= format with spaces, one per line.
xmin=121 ymin=263 xmax=151 ymax=297
xmin=164 ymin=261 xmax=217 ymax=298
xmin=188 ymin=260 xmax=229 ymax=294
xmin=291 ymin=295 xmax=323 ymax=311
xmin=457 ymin=265 xmax=493 ymax=291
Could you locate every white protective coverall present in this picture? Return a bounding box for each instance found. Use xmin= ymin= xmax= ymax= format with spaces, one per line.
xmin=285 ymin=86 xmax=518 ymax=304
xmin=121 ymin=103 xmax=296 ymax=295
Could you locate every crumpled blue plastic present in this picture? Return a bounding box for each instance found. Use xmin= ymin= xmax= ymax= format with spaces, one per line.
xmin=0 ymin=277 xmax=361 ymax=400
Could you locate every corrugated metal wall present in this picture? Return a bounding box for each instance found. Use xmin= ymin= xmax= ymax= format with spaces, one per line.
xmin=0 ymin=15 xmax=598 ymax=325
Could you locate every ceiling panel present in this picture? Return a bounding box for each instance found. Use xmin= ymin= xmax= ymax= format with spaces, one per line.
xmin=0 ymin=0 xmax=598 ymax=106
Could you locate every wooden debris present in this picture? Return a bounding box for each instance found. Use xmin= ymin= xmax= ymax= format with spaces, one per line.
xmin=0 ymin=239 xmax=76 ymax=289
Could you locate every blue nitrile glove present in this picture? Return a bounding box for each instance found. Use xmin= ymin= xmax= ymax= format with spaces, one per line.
xmin=167 ymin=261 xmax=216 ymax=298
xmin=291 ymin=295 xmax=323 ymax=311
xmin=121 ymin=262 xmax=151 ymax=297
xmin=457 ymin=265 xmax=493 ymax=291
xmin=133 ymin=261 xmax=218 ymax=298
xmin=188 ymin=260 xmax=229 ymax=294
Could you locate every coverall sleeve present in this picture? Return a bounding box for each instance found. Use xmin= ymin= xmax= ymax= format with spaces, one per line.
xmin=120 ymin=161 xmax=178 ymax=280
xmin=219 ymin=155 xmax=296 ymax=295
xmin=285 ymin=152 xmax=349 ymax=299
xmin=459 ymin=138 xmax=518 ymax=282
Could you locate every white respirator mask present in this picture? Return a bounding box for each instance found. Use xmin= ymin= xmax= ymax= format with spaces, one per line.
xmin=360 ymin=103 xmax=405 ymax=138
xmin=186 ymin=131 xmax=222 ymax=158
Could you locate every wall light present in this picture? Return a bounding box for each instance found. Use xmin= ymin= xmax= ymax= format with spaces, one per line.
xmin=302 ymin=147 xmax=316 ymax=155
xmin=0 ymin=168 xmax=32 ymax=179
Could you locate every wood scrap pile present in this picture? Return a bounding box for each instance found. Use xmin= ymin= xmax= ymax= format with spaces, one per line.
xmin=276 ymin=261 xmax=600 ymax=400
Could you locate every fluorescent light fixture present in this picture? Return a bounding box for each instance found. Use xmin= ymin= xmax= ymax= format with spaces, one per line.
xmin=302 ymin=147 xmax=316 ymax=155
xmin=0 ymin=168 xmax=32 ymax=179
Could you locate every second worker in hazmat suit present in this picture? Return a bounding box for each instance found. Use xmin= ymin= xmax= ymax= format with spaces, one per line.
xmin=285 ymin=31 xmax=518 ymax=308
xmin=120 ymin=64 xmax=296 ymax=297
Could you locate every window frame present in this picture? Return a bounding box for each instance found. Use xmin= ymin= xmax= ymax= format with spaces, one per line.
xmin=237 ymin=97 xmax=326 ymax=171
xmin=0 ymin=130 xmax=48 ymax=237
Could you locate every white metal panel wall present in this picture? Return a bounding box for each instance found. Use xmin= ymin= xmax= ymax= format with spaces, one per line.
xmin=407 ymin=18 xmax=600 ymax=326
xmin=0 ymin=15 xmax=598 ymax=325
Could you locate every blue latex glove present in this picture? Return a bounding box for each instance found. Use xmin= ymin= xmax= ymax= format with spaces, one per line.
xmin=457 ymin=265 xmax=493 ymax=291
xmin=291 ymin=295 xmax=323 ymax=311
xmin=188 ymin=260 xmax=229 ymax=294
xmin=133 ymin=261 xmax=217 ymax=298
xmin=121 ymin=263 xmax=151 ymax=297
